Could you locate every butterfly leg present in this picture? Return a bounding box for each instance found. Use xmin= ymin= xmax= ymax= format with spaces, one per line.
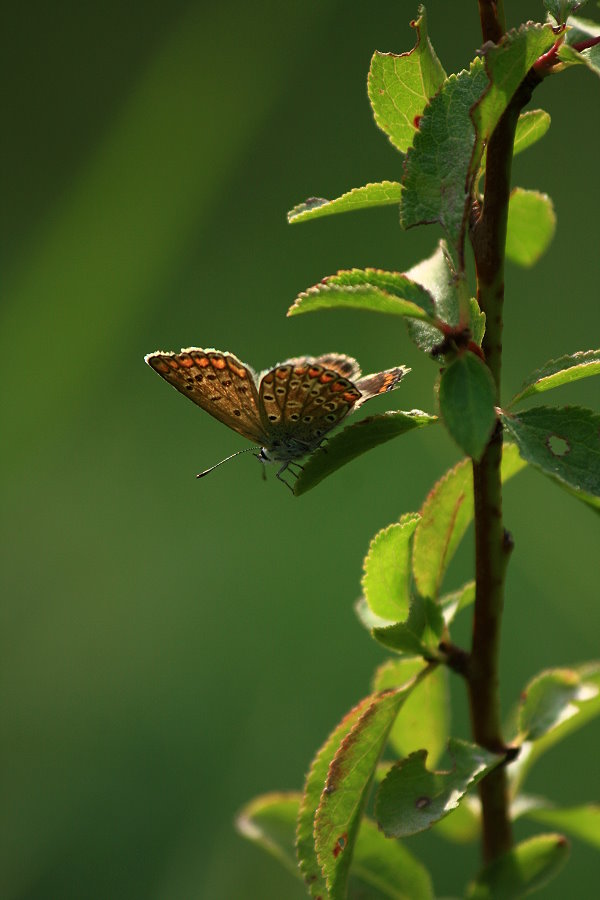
xmin=275 ymin=463 xmax=297 ymax=493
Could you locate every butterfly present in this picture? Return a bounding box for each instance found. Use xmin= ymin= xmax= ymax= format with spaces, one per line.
xmin=145 ymin=348 xmax=409 ymax=487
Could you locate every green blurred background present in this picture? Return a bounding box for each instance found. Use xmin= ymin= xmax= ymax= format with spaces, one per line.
xmin=2 ymin=1 xmax=599 ymax=897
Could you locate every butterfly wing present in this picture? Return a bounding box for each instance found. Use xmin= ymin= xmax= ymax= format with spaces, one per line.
xmin=354 ymin=366 xmax=410 ymax=407
xmin=258 ymin=360 xmax=361 ymax=457
xmin=145 ymin=347 xmax=267 ymax=443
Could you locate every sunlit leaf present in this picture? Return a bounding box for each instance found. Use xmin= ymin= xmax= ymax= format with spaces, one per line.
xmin=294 ymin=410 xmax=437 ymax=496
xmin=525 ymin=804 xmax=600 ymax=849
xmin=288 ymin=268 xmax=436 ymax=320
xmin=375 ymin=738 xmax=502 ymax=837
xmin=350 ymin=816 xmax=434 ymax=899
xmin=362 ymin=514 xmax=420 ymax=621
xmin=372 ymin=596 xmax=445 ymax=657
xmin=373 ymin=659 xmax=449 ymax=767
xmin=236 ymin=792 xmax=303 ymax=878
xmin=501 ymin=406 xmax=600 ymax=511
xmin=438 ymin=353 xmax=498 ymax=461
xmin=287 ymin=181 xmax=402 ymax=223
xmin=466 ymin=833 xmax=570 ymax=898
xmin=505 ymin=189 xmax=556 ymax=267
xmin=368 ymin=5 xmax=446 ymax=154
xmin=441 ymin=580 xmax=476 ymax=626
xmin=471 ymin=24 xmax=556 ymax=180
xmin=404 ymin=241 xmax=462 ymax=356
xmin=433 ymin=796 xmax=480 ymax=843
xmin=297 ymin=696 xmax=374 ymax=897
xmin=509 ymin=349 xmax=600 ymax=406
xmin=412 ymin=444 xmax=526 ymax=600
xmin=315 ymin=686 xmax=418 ymax=899
xmin=477 ymin=110 xmax=552 ymax=187
xmin=518 ymin=667 xmax=599 ymax=740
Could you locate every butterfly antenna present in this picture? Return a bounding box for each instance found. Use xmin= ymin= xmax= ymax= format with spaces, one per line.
xmin=196 ymin=447 xmax=258 ymax=479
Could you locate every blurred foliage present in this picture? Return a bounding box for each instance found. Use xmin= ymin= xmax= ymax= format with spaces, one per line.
xmin=1 ymin=1 xmax=599 ymax=897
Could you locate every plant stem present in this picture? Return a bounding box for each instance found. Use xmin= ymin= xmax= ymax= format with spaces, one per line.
xmin=468 ymin=68 xmax=540 ymax=861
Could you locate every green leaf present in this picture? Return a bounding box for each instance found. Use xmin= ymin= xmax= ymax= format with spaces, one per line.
xmin=525 ymin=804 xmax=600 ymax=849
xmin=236 ymin=791 xmax=303 ymax=879
xmin=404 ymin=241 xmax=472 ymax=357
xmin=509 ymin=663 xmax=600 ymax=795
xmin=500 ymin=406 xmax=600 ymax=511
xmin=510 ymin=349 xmax=600 ymax=406
xmin=433 ymin=796 xmax=480 ymax=843
xmin=441 ymin=580 xmax=476 ymax=626
xmin=350 ymin=816 xmax=434 ymax=899
xmin=297 ymin=695 xmax=374 ymax=897
xmin=545 ymin=0 xmax=589 ymax=26
xmin=401 ymin=59 xmax=489 ymax=249
xmin=438 ymin=353 xmax=498 ymax=461
xmin=466 ymin=833 xmax=570 ymax=898
xmin=505 ymin=189 xmax=556 ymax=267
xmin=469 ymin=298 xmax=486 ymax=347
xmin=288 ymin=268 xmax=436 ymax=320
xmin=372 ymin=595 xmax=445 ymax=657
xmin=373 ymin=659 xmax=449 ymax=767
xmin=471 ymin=25 xmax=556 ymax=181
xmin=477 ymin=110 xmax=552 ymax=186
xmin=375 ymin=738 xmax=502 ymax=838
xmin=558 ymin=17 xmax=600 ymax=77
xmin=314 ymin=686 xmax=417 ymax=899
xmin=412 ymin=444 xmax=526 ymax=599
xmin=362 ymin=515 xmax=420 ymax=621
xmin=518 ymin=667 xmax=600 ymax=740
xmin=368 ymin=5 xmax=446 ymax=154
xmin=293 ymin=410 xmax=437 ymax=496
xmin=287 ymin=181 xmax=402 ymax=223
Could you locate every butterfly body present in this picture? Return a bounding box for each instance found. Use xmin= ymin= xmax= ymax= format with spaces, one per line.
xmin=145 ymin=348 xmax=409 ymax=485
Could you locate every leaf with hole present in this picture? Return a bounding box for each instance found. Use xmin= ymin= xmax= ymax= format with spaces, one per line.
xmin=375 ymin=738 xmax=502 ymax=838
xmin=293 ymin=410 xmax=437 ymax=496
xmin=501 ymin=406 xmax=600 ymax=511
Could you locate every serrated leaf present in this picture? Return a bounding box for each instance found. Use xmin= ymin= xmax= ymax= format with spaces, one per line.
xmin=434 ymin=796 xmax=481 ymax=843
xmin=466 ymin=833 xmax=570 ymax=898
xmin=545 ymin=0 xmax=589 ymax=26
xmin=501 ymin=406 xmax=600 ymax=510
xmin=350 ymin=816 xmax=434 ymax=900
xmin=287 ymin=181 xmax=402 ymax=223
xmin=297 ymin=696 xmax=374 ymax=897
xmin=362 ymin=514 xmax=420 ymax=621
xmin=293 ymin=410 xmax=437 ymax=496
xmin=525 ymin=804 xmax=600 ymax=849
xmin=441 ymin=580 xmax=476 ymax=626
xmin=375 ymin=738 xmax=502 ymax=838
xmin=509 ymin=663 xmax=600 ymax=795
xmin=518 ymin=666 xmax=600 ymax=742
xmin=471 ymin=25 xmax=556 ymax=181
xmin=236 ymin=792 xmax=303 ymax=879
xmin=288 ymin=268 xmax=436 ymax=320
xmin=412 ymin=444 xmax=526 ymax=599
xmin=315 ymin=686 xmax=417 ymax=899
xmin=505 ymin=189 xmax=556 ymax=267
xmin=401 ymin=59 xmax=489 ymax=248
xmin=368 ymin=5 xmax=446 ymax=154
xmin=372 ymin=595 xmax=445 ymax=657
xmin=373 ymin=659 xmax=449 ymax=767
xmin=510 ymin=349 xmax=600 ymax=406
xmin=439 ymin=353 xmax=498 ymax=461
